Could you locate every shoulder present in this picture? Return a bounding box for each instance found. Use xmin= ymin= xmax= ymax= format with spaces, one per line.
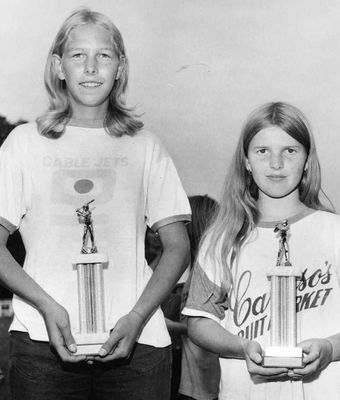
xmin=9 ymin=122 xmax=37 ymax=136
xmin=1 ymin=122 xmax=38 ymax=151
xmin=304 ymin=209 xmax=340 ymax=231
xmin=196 ymin=233 xmax=220 ymax=279
xmin=124 ymin=130 xmax=169 ymax=159
xmin=127 ymin=129 xmax=162 ymax=147
xmin=310 ymin=209 xmax=340 ymax=223
xmin=4 ymin=122 xmax=38 ymax=142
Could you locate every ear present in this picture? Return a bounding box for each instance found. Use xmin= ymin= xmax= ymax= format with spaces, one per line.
xmin=304 ymin=156 xmax=310 ymax=172
xmin=115 ymin=55 xmax=125 ymax=81
xmin=53 ymin=54 xmax=65 ymax=80
xmin=245 ymin=159 xmax=252 ymax=172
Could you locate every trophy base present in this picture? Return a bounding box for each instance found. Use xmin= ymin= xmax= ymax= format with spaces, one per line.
xmin=73 ymin=332 xmax=110 ymax=355
xmin=263 ymin=346 xmax=303 ymax=368
xmin=72 ymin=253 xmax=109 ymax=265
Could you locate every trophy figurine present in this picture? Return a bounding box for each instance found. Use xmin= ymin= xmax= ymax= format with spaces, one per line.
xmin=72 ymin=199 xmax=109 ymax=355
xmin=263 ymin=220 xmax=303 ymax=368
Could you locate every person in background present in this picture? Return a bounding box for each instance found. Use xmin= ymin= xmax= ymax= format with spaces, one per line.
xmin=146 ymin=195 xmax=220 ymax=400
xmin=145 ymin=226 xmax=187 ymax=399
xmin=178 ymin=195 xmax=220 ymax=400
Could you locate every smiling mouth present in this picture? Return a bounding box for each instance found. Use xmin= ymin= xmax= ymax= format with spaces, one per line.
xmin=79 ymin=82 xmax=103 ymax=88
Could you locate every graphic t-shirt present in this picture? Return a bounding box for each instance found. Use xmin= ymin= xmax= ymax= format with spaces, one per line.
xmin=0 ymin=123 xmax=191 ymax=347
xmin=183 ymin=210 xmax=340 ymax=399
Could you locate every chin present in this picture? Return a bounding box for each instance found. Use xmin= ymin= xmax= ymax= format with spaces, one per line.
xmin=263 ymin=189 xmax=298 ymax=199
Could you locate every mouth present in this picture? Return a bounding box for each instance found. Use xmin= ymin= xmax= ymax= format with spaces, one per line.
xmin=267 ymin=175 xmax=286 ymax=181
xmin=79 ymin=81 xmax=103 ymax=88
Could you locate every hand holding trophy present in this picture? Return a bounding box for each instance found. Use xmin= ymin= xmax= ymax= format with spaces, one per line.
xmin=263 ymin=220 xmax=303 ymax=368
xmin=72 ymin=200 xmax=110 ymax=355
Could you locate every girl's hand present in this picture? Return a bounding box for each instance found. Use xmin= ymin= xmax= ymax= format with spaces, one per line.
xmin=42 ymin=302 xmax=86 ymax=363
xmin=288 ymin=338 xmax=333 ymax=380
xmin=94 ymin=311 xmax=145 ymax=362
xmin=242 ymin=340 xmax=288 ymax=380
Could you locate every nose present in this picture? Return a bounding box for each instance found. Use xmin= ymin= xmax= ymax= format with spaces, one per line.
xmin=84 ymin=57 xmax=97 ymax=74
xmin=269 ymin=153 xmax=283 ymax=170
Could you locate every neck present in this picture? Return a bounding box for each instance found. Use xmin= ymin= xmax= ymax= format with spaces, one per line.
xmin=257 ymin=191 xmax=308 ymax=222
xmin=68 ymin=118 xmax=104 ymax=128
xmin=69 ymin=98 xmax=109 ymax=121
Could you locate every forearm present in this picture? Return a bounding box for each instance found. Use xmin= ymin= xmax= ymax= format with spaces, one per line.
xmin=327 ymin=333 xmax=340 ymax=361
xmin=133 ymin=241 xmax=189 ymax=319
xmin=188 ymin=316 xmax=248 ymax=359
xmin=0 ymin=245 xmax=57 ymax=314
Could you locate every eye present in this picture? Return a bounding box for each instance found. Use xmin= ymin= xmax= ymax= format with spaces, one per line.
xmin=286 ymin=148 xmax=297 ymax=154
xmin=97 ymin=53 xmax=111 ymax=60
xmin=71 ymin=53 xmax=85 ymax=60
xmin=256 ymin=148 xmax=267 ymax=155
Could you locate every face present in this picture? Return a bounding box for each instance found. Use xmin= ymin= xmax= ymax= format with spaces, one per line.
xmin=246 ymin=126 xmax=308 ymax=200
xmin=54 ymin=24 xmax=123 ymax=119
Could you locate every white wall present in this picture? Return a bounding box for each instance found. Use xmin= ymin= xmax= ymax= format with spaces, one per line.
xmin=1 ymin=0 xmax=340 ymax=208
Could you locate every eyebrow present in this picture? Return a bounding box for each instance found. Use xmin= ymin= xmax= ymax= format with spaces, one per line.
xmin=67 ymin=47 xmax=115 ymax=51
xmin=252 ymin=145 xmax=301 ymax=149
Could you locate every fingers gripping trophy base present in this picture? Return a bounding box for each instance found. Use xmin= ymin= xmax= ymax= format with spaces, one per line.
xmin=263 ymin=346 xmax=303 ymax=368
xmin=73 ymin=332 xmax=110 ymax=355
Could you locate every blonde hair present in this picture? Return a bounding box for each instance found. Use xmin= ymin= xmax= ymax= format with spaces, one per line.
xmin=200 ymin=102 xmax=333 ymax=297
xmin=36 ymin=8 xmax=143 ymax=138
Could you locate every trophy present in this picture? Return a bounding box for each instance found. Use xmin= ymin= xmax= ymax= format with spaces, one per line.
xmin=72 ymin=199 xmax=109 ymax=355
xmin=263 ymin=220 xmax=303 ymax=368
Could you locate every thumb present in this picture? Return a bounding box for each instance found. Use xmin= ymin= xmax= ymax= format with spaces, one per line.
xmin=301 ymin=343 xmax=312 ymax=358
xmin=98 ymin=329 xmax=120 ymax=357
xmin=59 ymin=324 xmax=77 ymax=353
xmin=250 ymin=350 xmax=263 ymax=364
xmin=302 ymin=343 xmax=319 ymax=364
xmin=248 ymin=342 xmax=263 ymax=364
xmin=301 ymin=342 xmax=312 ymax=355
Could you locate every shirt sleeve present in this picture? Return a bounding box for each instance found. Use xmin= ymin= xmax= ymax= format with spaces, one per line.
xmin=182 ymin=250 xmax=228 ymax=322
xmin=145 ymin=135 xmax=191 ymax=231
xmin=0 ymin=130 xmax=26 ymax=233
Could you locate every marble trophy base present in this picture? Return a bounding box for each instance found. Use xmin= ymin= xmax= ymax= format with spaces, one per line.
xmin=73 ymin=332 xmax=110 ymax=355
xmin=263 ymin=346 xmax=303 ymax=368
xmin=72 ymin=252 xmax=109 ymax=356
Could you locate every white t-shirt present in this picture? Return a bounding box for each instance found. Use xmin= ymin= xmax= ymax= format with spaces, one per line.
xmin=183 ymin=210 xmax=340 ymax=400
xmin=0 ymin=123 xmax=191 ymax=347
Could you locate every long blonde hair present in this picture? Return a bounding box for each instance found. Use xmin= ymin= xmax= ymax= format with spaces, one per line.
xmin=200 ymin=102 xmax=332 ymax=297
xmin=36 ymin=8 xmax=143 ymax=138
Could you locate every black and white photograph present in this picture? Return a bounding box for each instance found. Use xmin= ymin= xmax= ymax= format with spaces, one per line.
xmin=1 ymin=1 xmax=340 ymax=399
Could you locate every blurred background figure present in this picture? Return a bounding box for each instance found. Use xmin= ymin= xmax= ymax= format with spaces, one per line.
xmin=178 ymin=195 xmax=220 ymax=400
xmin=145 ymin=226 xmax=188 ymax=399
xmin=145 ymin=195 xmax=220 ymax=400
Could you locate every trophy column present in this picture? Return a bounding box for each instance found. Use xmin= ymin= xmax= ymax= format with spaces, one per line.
xmin=72 ymin=200 xmax=110 ymax=355
xmin=263 ymin=220 xmax=303 ymax=368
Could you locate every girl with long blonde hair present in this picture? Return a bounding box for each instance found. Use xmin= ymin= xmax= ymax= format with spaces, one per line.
xmin=0 ymin=8 xmax=190 ymax=399
xmin=183 ymin=102 xmax=340 ymax=400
